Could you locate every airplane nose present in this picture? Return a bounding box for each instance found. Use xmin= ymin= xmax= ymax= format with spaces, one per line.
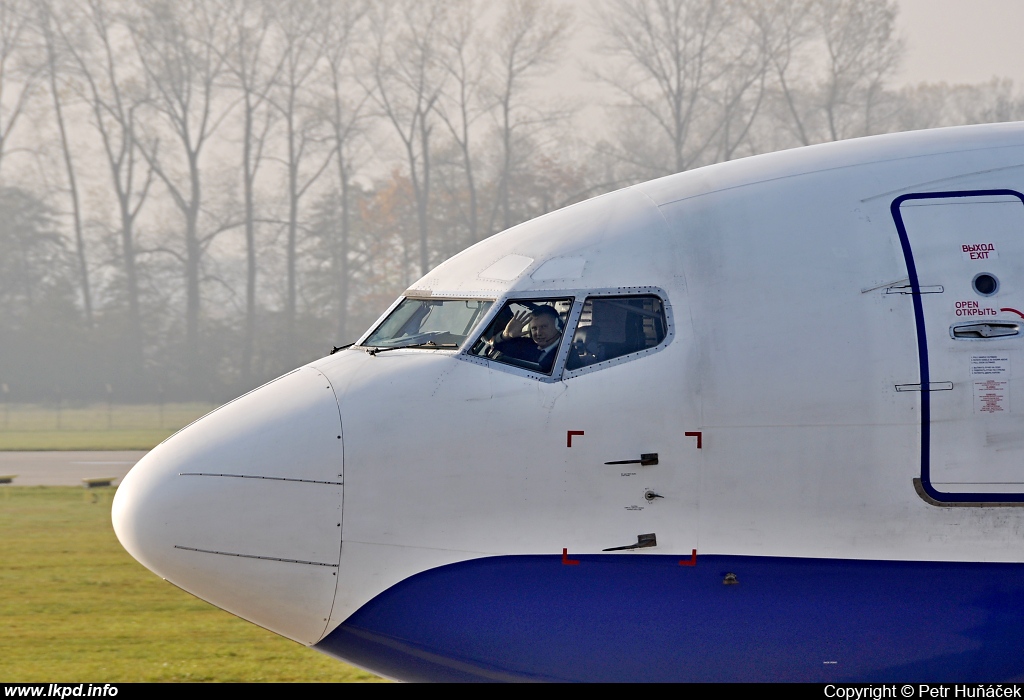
xmin=112 ymin=367 xmax=345 ymax=644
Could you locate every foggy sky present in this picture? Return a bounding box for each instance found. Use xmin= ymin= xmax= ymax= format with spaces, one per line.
xmin=5 ymin=0 xmax=1023 ymax=402
xmin=897 ymin=0 xmax=1024 ymax=85
xmin=544 ymin=0 xmax=1024 ymax=138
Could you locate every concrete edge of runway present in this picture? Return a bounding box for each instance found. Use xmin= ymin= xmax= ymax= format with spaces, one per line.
xmin=0 ymin=451 xmax=148 ymax=487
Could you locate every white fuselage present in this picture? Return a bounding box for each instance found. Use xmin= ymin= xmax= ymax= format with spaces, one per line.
xmin=113 ymin=123 xmax=1024 ymax=681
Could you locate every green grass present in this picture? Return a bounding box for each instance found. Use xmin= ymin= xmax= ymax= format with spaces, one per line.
xmin=0 ymin=487 xmax=386 ymax=682
xmin=0 ymin=403 xmax=216 ymax=451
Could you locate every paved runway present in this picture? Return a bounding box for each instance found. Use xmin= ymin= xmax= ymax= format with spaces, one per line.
xmin=0 ymin=451 xmax=148 ymax=486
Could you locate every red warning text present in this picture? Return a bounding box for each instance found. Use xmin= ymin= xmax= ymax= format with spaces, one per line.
xmin=962 ymin=243 xmax=996 ymax=260
xmin=955 ymin=300 xmax=998 ymax=316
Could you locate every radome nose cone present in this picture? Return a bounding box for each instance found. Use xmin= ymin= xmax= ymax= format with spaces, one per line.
xmin=112 ymin=367 xmax=344 ymax=644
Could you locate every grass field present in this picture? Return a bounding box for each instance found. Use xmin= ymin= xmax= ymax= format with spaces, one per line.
xmin=0 ymin=403 xmax=216 ymax=451
xmin=0 ymin=486 xmax=385 ymax=682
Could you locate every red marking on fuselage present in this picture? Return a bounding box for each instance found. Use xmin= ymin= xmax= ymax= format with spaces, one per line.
xmin=1000 ymin=307 xmax=1024 ymax=319
xmin=679 ymin=549 xmax=697 ymax=567
xmin=562 ymin=548 xmax=580 ymax=566
xmin=684 ymin=431 xmax=702 ymax=449
xmin=567 ymin=430 xmax=584 ymax=447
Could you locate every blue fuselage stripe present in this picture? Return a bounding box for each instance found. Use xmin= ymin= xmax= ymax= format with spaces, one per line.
xmin=315 ymin=554 xmax=1024 ymax=682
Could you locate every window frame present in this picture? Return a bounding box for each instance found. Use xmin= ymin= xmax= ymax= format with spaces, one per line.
xmin=456 ymin=286 xmax=674 ymax=382
xmin=461 ymin=293 xmax=577 ymax=379
xmin=558 ymin=288 xmax=674 ymax=379
xmin=356 ymin=293 xmax=498 ymax=352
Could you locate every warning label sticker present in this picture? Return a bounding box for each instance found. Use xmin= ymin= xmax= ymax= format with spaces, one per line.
xmin=971 ymin=355 xmax=1010 ymax=376
xmin=972 ymin=355 xmax=1010 ymax=414
xmin=962 ymin=243 xmax=998 ymax=261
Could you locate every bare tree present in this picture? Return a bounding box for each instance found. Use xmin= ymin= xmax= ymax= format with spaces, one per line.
xmin=129 ymin=0 xmax=233 ymax=380
xmin=814 ymin=0 xmax=903 ymax=141
xmin=595 ymin=0 xmax=739 ymax=177
xmin=893 ymin=78 xmax=1024 ymax=133
xmin=36 ymin=0 xmax=91 ymax=326
xmin=0 ymin=0 xmax=40 ymax=179
xmin=364 ymin=0 xmax=450 ymax=278
xmin=708 ymin=1 xmax=772 ymax=161
xmin=218 ymin=0 xmax=282 ymax=385
xmin=969 ymin=79 xmax=1024 ymax=125
xmin=433 ymin=0 xmax=486 ymax=246
xmin=267 ymin=0 xmax=333 ymax=366
xmin=319 ymin=0 xmax=367 ymax=343
xmin=750 ymin=0 xmax=817 ymax=147
xmin=51 ymin=0 xmax=154 ymax=379
xmin=485 ymin=0 xmax=570 ymax=233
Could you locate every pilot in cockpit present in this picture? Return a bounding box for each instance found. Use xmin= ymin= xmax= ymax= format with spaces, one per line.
xmin=491 ymin=305 xmax=563 ymax=373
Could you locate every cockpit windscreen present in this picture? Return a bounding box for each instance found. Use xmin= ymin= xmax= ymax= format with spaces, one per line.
xmin=363 ymin=298 xmax=493 ymax=349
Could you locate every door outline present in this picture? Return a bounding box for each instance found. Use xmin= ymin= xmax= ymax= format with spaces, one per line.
xmin=891 ymin=188 xmax=1024 ymax=504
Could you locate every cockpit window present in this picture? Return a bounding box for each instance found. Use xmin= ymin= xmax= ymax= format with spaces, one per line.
xmin=470 ymin=298 xmax=573 ymax=374
xmin=566 ymin=295 xmax=667 ymax=370
xmin=363 ymin=298 xmax=493 ymax=349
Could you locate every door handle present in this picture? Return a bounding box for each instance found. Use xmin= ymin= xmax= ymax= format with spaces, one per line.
xmin=602 ymin=533 xmax=657 ymax=551
xmin=605 ymin=453 xmax=658 ymax=466
xmin=950 ymin=322 xmax=1020 ymax=339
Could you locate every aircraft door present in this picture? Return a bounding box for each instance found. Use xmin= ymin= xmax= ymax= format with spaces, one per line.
xmin=893 ymin=190 xmax=1024 ymax=502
